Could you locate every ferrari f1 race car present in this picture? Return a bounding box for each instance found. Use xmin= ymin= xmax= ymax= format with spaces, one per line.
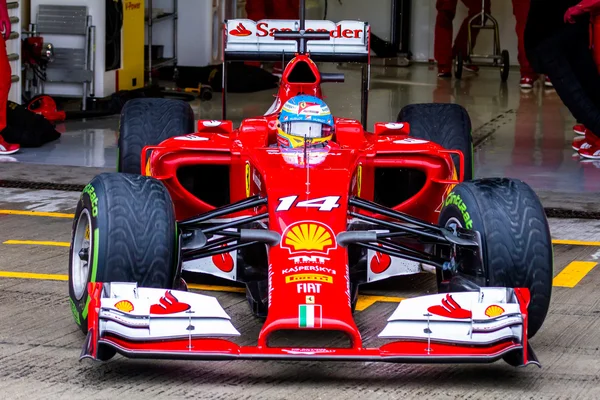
xmin=68 ymin=2 xmax=553 ymax=367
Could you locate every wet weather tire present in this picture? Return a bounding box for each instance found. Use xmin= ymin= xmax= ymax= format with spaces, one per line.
xmin=68 ymin=173 xmax=177 ymax=335
xmin=398 ymin=103 xmax=473 ymax=180
xmin=438 ymin=178 xmax=553 ymax=338
xmin=118 ymin=98 xmax=194 ymax=174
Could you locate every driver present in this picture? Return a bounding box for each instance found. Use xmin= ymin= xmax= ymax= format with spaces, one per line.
xmin=276 ymin=95 xmax=334 ymax=149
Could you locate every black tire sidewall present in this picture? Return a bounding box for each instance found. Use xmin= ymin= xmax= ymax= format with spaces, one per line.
xmin=398 ymin=103 xmax=473 ymax=181
xmin=68 ymin=180 xmax=107 ymax=334
xmin=118 ymin=98 xmax=194 ymax=174
xmin=68 ymin=174 xmax=177 ymax=334
xmin=439 ymin=179 xmax=553 ymax=338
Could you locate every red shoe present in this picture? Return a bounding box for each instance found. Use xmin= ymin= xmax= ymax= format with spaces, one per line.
xmin=573 ymin=129 xmax=597 ymax=150
xmin=573 ymin=124 xmax=586 ymax=136
xmin=438 ymin=65 xmax=452 ymax=78
xmin=520 ymin=76 xmax=535 ymax=89
xmin=578 ymin=134 xmax=600 ymax=159
xmin=544 ymin=76 xmax=553 ymax=88
xmin=0 ymin=135 xmax=19 ymax=155
xmin=464 ymin=64 xmax=479 ymax=73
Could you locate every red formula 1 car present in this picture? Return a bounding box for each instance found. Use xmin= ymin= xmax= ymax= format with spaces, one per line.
xmin=68 ymin=3 xmax=553 ymax=367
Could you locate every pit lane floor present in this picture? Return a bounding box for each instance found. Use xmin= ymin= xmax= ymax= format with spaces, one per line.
xmin=0 ymin=188 xmax=598 ymax=399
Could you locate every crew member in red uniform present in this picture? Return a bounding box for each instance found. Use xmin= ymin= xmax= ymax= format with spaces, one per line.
xmin=0 ymin=0 xmax=17 ymax=155
xmin=245 ymin=0 xmax=299 ymax=21
xmin=563 ymin=0 xmax=600 ymax=158
xmin=245 ymin=0 xmax=300 ymax=75
xmin=434 ymin=0 xmax=492 ymax=77
xmin=512 ymin=0 xmax=545 ymax=89
xmin=435 ymin=0 xmax=537 ymax=89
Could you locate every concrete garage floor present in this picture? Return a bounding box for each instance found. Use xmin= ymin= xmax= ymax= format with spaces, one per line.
xmin=0 ymin=189 xmax=598 ymax=399
xmin=0 ymin=64 xmax=599 ymax=398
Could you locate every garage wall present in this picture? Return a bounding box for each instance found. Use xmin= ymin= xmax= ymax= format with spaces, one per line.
xmin=151 ymin=0 xmax=522 ymax=67
xmin=324 ymin=0 xmax=521 ymax=65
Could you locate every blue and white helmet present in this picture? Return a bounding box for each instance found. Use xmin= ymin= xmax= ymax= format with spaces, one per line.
xmin=277 ymin=95 xmax=334 ymax=148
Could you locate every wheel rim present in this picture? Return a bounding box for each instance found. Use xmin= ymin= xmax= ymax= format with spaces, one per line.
xmin=71 ymin=209 xmax=92 ymax=301
xmin=445 ymin=217 xmax=463 ymax=231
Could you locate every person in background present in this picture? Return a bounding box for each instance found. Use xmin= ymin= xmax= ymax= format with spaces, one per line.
xmin=0 ymin=0 xmax=17 ymax=155
xmin=564 ymin=0 xmax=600 ymax=158
xmin=513 ymin=0 xmax=550 ymax=89
xmin=435 ymin=0 xmax=491 ymax=77
xmin=245 ymin=0 xmax=300 ymax=76
xmin=525 ymin=0 xmax=600 ymax=160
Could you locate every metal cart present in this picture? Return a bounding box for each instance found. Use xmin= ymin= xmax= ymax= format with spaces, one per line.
xmin=454 ymin=0 xmax=510 ymax=81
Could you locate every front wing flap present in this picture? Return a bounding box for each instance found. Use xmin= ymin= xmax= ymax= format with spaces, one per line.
xmin=81 ymin=282 xmax=539 ymax=367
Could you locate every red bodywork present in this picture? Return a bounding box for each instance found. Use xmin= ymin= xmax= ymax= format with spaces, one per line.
xmin=83 ymin=43 xmax=535 ymax=366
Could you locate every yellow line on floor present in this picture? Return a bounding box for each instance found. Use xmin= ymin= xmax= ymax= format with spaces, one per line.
xmin=187 ymin=283 xmax=246 ymax=293
xmin=355 ymin=294 xmax=405 ymax=311
xmin=3 ymin=240 xmax=70 ymax=247
xmin=0 ymin=270 xmax=403 ymax=311
xmin=552 ymin=239 xmax=600 ymax=247
xmin=0 ymin=271 xmax=68 ymax=281
xmin=553 ymin=261 xmax=597 ymax=288
xmin=0 ymin=209 xmax=74 ymax=218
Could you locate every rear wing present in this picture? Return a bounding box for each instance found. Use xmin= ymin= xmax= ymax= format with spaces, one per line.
xmin=221 ymin=19 xmax=372 ymax=127
xmin=224 ymin=19 xmax=371 ymax=63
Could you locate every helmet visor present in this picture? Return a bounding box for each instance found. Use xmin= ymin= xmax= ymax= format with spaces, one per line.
xmin=281 ymin=121 xmax=324 ymax=138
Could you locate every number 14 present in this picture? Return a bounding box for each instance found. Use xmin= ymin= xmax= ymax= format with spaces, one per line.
xmin=276 ymin=195 xmax=341 ymax=212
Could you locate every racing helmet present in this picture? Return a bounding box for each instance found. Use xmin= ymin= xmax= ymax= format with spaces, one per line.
xmin=277 ymin=95 xmax=334 ymax=149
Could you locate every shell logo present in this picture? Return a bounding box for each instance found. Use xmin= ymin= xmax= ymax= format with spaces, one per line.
xmin=282 ymin=222 xmax=335 ymax=254
xmin=114 ymin=300 xmax=134 ymax=313
xmin=485 ymin=305 xmax=505 ymax=318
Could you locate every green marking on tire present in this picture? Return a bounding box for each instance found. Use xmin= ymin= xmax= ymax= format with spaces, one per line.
xmin=70 ymin=298 xmax=81 ymax=326
xmin=91 ymin=228 xmax=99 ymax=282
xmin=82 ymin=228 xmax=100 ymax=320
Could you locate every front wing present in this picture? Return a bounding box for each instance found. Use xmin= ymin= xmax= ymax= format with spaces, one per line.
xmin=81 ymin=282 xmax=540 ymax=367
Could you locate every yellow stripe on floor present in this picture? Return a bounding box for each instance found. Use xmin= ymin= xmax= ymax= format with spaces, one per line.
xmin=552 ymin=239 xmax=600 ymax=247
xmin=187 ymin=283 xmax=246 ymax=293
xmin=0 ymin=270 xmax=403 ymax=311
xmin=553 ymin=261 xmax=597 ymax=288
xmin=0 ymin=271 xmax=68 ymax=281
xmin=0 ymin=209 xmax=74 ymax=218
xmin=355 ymin=295 xmax=405 ymax=311
xmin=3 ymin=240 xmax=70 ymax=247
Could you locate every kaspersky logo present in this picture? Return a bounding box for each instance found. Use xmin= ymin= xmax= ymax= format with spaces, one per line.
xmin=281 ymin=221 xmax=336 ymax=254
xmin=229 ymin=22 xmax=252 ymax=37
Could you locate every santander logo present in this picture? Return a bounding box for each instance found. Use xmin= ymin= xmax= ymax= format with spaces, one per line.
xmin=229 ymin=22 xmax=252 ymax=37
xmin=256 ymin=22 xmax=362 ymax=39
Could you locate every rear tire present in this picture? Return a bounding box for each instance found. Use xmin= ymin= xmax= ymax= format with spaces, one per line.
xmin=118 ymin=98 xmax=195 ymax=174
xmin=438 ymin=178 xmax=553 ymax=338
xmin=398 ymin=103 xmax=473 ymax=180
xmin=68 ymin=173 xmax=177 ymax=335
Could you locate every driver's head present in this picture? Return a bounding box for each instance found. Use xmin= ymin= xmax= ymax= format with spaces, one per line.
xmin=277 ymin=95 xmax=333 ymax=149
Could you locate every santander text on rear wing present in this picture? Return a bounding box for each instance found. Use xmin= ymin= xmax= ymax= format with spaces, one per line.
xmin=224 ymin=19 xmax=371 ymax=63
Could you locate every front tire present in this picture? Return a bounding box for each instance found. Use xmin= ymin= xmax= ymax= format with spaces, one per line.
xmin=68 ymin=173 xmax=178 ymax=335
xmin=438 ymin=178 xmax=553 ymax=338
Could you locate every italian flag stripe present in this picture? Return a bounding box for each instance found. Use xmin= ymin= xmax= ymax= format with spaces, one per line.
xmin=299 ymin=305 xmax=322 ymax=328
